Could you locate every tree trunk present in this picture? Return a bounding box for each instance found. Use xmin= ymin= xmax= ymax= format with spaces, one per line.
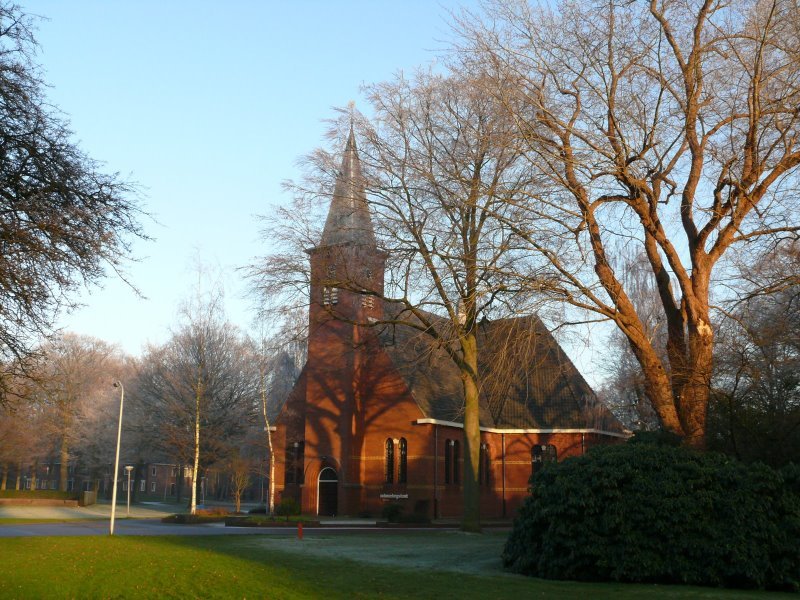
xmin=460 ymin=334 xmax=481 ymax=533
xmin=59 ymin=437 xmax=69 ymax=491
xmin=629 ymin=339 xmax=685 ymax=437
xmin=15 ymin=462 xmax=21 ymax=490
xmin=131 ymin=462 xmax=142 ymax=503
xmin=191 ymin=389 xmax=200 ymax=514
xmin=191 ymin=366 xmax=203 ymax=515
xmin=675 ymin=320 xmax=714 ymax=449
xmin=260 ymin=374 xmax=276 ymax=515
xmin=268 ymin=449 xmax=275 ymax=515
xmin=176 ymin=464 xmax=183 ymax=503
xmin=0 ymin=463 xmax=7 ymax=490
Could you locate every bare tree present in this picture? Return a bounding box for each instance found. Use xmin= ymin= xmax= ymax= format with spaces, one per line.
xmin=0 ymin=393 xmax=44 ymax=489
xmin=130 ymin=290 xmax=260 ymax=514
xmin=228 ymin=454 xmax=252 ymax=514
xmin=28 ymin=334 xmax=123 ymax=490
xmin=599 ymin=252 xmax=664 ymax=431
xmin=0 ymin=4 xmax=145 ymax=380
xmin=709 ymin=245 xmax=800 ymax=465
xmin=458 ymin=0 xmax=800 ymax=446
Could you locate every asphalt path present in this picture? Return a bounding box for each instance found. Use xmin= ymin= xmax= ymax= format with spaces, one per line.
xmin=0 ymin=519 xmax=262 ymax=538
xmin=0 ymin=519 xmax=445 ymax=538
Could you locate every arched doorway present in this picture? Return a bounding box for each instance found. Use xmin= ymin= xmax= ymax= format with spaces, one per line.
xmin=317 ymin=467 xmax=338 ymax=516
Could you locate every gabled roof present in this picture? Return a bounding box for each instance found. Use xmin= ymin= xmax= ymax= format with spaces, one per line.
xmin=318 ymin=128 xmax=377 ymax=248
xmin=379 ymin=303 xmax=626 ymax=435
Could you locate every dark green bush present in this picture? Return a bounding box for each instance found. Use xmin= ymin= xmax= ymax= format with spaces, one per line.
xmin=161 ymin=513 xmax=227 ymax=524
xmin=503 ymin=442 xmax=800 ymax=591
xmin=248 ymin=504 xmax=267 ymax=514
xmin=381 ymin=503 xmax=403 ymax=522
xmin=275 ymin=497 xmax=300 ymax=517
xmin=394 ymin=512 xmax=431 ymax=524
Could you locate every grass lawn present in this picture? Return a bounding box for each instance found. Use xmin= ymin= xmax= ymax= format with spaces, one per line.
xmin=0 ymin=532 xmax=790 ymax=599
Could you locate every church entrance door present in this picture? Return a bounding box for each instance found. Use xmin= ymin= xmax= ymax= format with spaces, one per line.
xmin=317 ymin=467 xmax=338 ymax=516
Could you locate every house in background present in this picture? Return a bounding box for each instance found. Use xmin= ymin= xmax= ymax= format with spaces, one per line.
xmin=272 ymin=131 xmax=628 ymax=519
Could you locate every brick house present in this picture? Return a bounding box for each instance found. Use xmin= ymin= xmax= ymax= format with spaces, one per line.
xmin=272 ymin=131 xmax=628 ymax=519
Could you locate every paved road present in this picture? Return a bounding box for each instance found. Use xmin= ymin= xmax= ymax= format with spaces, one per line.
xmin=0 ymin=519 xmax=285 ymax=538
xmin=0 ymin=519 xmax=448 ymax=538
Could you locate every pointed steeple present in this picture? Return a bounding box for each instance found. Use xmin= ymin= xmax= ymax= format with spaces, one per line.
xmin=319 ymin=127 xmax=376 ymax=248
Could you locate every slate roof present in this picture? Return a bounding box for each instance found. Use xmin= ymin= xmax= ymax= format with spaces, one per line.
xmin=319 ymin=128 xmax=377 ymax=249
xmin=379 ymin=303 xmax=626 ymax=434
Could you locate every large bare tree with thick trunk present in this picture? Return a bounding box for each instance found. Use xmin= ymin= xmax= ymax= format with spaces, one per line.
xmin=130 ymin=286 xmax=260 ymax=514
xmin=458 ymin=0 xmax=800 ymax=447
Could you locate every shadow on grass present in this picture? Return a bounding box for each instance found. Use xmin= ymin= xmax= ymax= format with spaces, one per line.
xmin=156 ymin=532 xmax=788 ymax=600
xmin=0 ymin=533 xmax=792 ymax=599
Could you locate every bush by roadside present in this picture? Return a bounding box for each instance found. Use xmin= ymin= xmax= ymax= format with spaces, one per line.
xmin=225 ymin=515 xmax=320 ymax=527
xmin=161 ymin=507 xmax=231 ymax=524
xmin=380 ymin=502 xmax=431 ymax=524
xmin=502 ymin=440 xmax=800 ymax=591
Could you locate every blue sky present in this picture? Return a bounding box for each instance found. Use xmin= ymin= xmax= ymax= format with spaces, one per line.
xmin=29 ymin=1 xmax=470 ymax=353
xmin=28 ymin=1 xmax=605 ymax=386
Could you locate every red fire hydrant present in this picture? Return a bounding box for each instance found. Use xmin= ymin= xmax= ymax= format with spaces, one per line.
xmin=297 ymin=522 xmax=303 ymax=541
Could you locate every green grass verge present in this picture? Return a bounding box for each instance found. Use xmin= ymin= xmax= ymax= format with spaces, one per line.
xmin=0 ymin=533 xmax=790 ymax=599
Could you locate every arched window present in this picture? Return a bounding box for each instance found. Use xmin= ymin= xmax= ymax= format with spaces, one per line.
xmin=385 ymin=438 xmax=394 ymax=483
xmin=531 ymin=444 xmax=557 ymax=477
xmin=479 ymin=442 xmax=490 ymax=486
xmin=398 ymin=438 xmax=407 ymax=484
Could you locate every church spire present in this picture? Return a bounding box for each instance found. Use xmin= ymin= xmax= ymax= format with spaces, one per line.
xmin=318 ymin=126 xmax=376 ymax=248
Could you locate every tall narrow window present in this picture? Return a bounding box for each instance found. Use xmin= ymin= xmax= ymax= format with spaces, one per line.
xmin=385 ymin=438 xmax=395 ymax=483
xmin=479 ymin=443 xmax=490 ymax=486
xmin=284 ymin=441 xmax=305 ymax=486
xmin=531 ymin=444 xmax=557 ymax=477
xmin=361 ymin=291 xmax=374 ymax=308
xmin=284 ymin=445 xmax=296 ymax=485
xmin=398 ymin=438 xmax=407 ymax=484
xmin=322 ymin=287 xmax=338 ymax=305
xmin=444 ymin=439 xmax=453 ymax=484
xmin=295 ymin=441 xmax=305 ymax=485
xmin=452 ymin=440 xmax=460 ymax=485
xmin=323 ymin=265 xmax=338 ymax=305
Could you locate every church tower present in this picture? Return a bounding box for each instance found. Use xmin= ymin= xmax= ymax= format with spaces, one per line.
xmin=307 ymin=127 xmax=385 ymax=331
xmin=303 ymin=128 xmax=386 ymax=516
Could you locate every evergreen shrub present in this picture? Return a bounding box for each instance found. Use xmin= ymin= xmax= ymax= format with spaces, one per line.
xmin=381 ymin=503 xmax=403 ymax=522
xmin=275 ymin=497 xmax=300 ymax=517
xmin=502 ymin=440 xmax=800 ymax=591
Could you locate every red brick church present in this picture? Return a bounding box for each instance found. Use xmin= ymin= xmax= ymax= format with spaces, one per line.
xmin=272 ymin=131 xmax=628 ymax=519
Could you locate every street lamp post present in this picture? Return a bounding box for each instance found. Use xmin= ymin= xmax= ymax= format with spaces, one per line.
xmin=110 ymin=380 xmax=125 ymax=535
xmin=125 ymin=465 xmax=134 ymax=517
